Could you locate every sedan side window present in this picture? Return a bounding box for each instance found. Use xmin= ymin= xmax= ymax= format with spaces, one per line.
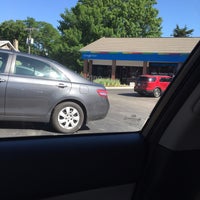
xmin=14 ymin=55 xmax=66 ymax=81
xmin=0 ymin=53 xmax=8 ymax=73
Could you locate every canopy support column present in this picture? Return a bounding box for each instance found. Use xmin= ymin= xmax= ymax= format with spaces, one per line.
xmin=142 ymin=61 xmax=149 ymax=75
xmin=83 ymin=60 xmax=88 ymax=78
xmin=111 ymin=60 xmax=116 ymax=80
xmin=89 ymin=60 xmax=93 ymax=76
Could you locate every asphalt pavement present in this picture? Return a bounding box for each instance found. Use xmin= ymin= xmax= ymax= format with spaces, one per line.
xmin=78 ymin=88 xmax=158 ymax=133
xmin=0 ymin=88 xmax=159 ymax=137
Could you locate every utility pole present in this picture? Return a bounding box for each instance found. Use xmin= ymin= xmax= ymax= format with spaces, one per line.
xmin=25 ymin=27 xmax=38 ymax=54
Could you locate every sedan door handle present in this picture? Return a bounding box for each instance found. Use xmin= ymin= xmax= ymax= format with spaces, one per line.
xmin=57 ymin=83 xmax=68 ymax=88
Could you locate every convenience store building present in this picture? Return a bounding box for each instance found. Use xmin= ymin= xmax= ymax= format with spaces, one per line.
xmin=80 ymin=37 xmax=199 ymax=84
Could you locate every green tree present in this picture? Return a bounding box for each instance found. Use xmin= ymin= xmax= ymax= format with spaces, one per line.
xmin=0 ymin=18 xmax=60 ymax=57
xmin=0 ymin=20 xmax=27 ymax=52
xmin=58 ymin=0 xmax=162 ymax=72
xmin=172 ymin=25 xmax=194 ymax=37
xmin=24 ymin=18 xmax=61 ymax=57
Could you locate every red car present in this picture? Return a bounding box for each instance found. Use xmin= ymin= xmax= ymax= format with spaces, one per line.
xmin=134 ymin=75 xmax=173 ymax=97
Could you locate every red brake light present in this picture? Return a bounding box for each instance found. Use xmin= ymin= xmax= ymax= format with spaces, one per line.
xmin=97 ymin=89 xmax=108 ymax=98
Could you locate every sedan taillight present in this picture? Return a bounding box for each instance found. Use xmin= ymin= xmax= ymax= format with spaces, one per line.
xmin=97 ymin=89 xmax=108 ymax=98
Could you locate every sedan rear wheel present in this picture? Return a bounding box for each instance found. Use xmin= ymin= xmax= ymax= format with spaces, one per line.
xmin=52 ymin=102 xmax=84 ymax=133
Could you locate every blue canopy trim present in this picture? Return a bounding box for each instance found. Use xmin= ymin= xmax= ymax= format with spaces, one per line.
xmin=81 ymin=51 xmax=189 ymax=62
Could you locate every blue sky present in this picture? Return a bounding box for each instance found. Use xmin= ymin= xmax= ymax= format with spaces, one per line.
xmin=0 ymin=0 xmax=199 ymax=37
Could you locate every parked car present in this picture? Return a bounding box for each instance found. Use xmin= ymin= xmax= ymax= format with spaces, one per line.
xmin=134 ymin=74 xmax=173 ymax=97
xmin=0 ymin=49 xmax=109 ymax=133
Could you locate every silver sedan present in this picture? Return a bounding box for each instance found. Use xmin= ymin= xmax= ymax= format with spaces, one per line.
xmin=0 ymin=50 xmax=109 ymax=133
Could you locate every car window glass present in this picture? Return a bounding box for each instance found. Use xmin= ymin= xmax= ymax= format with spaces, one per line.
xmin=137 ymin=77 xmax=156 ymax=82
xmin=160 ymin=78 xmax=173 ymax=82
xmin=0 ymin=52 xmax=8 ymax=73
xmin=138 ymin=77 xmax=148 ymax=82
xmin=0 ymin=0 xmax=197 ymax=138
xmin=14 ymin=55 xmax=66 ymax=81
xmin=148 ymin=78 xmax=156 ymax=82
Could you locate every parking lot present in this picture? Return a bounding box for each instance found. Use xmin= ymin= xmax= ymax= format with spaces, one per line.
xmin=79 ymin=88 xmax=159 ymax=133
xmin=0 ymin=88 xmax=159 ymax=137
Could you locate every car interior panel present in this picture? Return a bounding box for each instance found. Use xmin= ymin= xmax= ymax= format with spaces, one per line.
xmin=0 ymin=133 xmax=145 ymax=200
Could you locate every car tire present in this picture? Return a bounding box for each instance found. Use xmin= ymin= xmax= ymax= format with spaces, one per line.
xmin=52 ymin=102 xmax=84 ymax=133
xmin=153 ymin=88 xmax=161 ymax=98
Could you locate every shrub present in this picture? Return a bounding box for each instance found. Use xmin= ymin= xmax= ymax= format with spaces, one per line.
xmin=93 ymin=78 xmax=121 ymax=87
